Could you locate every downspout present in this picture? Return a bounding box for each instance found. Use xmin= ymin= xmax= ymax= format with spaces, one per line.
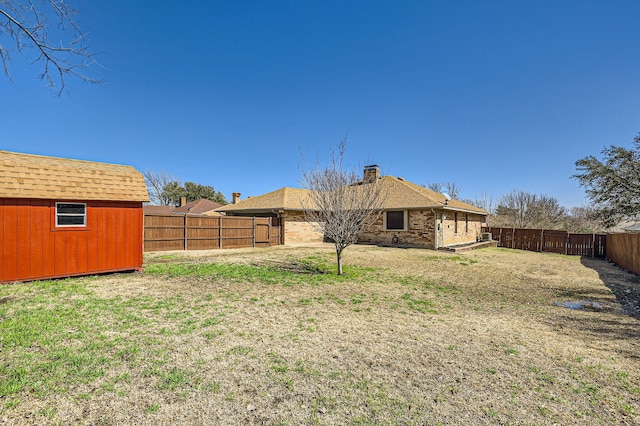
xmin=431 ymin=209 xmax=438 ymax=249
xmin=441 ymin=211 xmax=446 ymax=248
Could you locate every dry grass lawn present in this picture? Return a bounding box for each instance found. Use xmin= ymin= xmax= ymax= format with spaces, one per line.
xmin=0 ymin=244 xmax=638 ymax=425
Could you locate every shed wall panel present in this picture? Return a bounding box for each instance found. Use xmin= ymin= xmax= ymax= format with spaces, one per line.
xmin=17 ymin=199 xmax=31 ymax=279
xmin=96 ymin=205 xmax=108 ymax=271
xmin=106 ymin=206 xmax=117 ymax=271
xmin=30 ymin=200 xmax=45 ymax=279
xmin=42 ymin=204 xmax=55 ymax=278
xmin=2 ymin=202 xmax=18 ymax=280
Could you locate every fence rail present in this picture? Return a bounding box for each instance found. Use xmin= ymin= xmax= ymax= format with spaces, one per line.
xmin=144 ymin=214 xmax=281 ymax=252
xmin=482 ymin=227 xmax=607 ymax=258
xmin=606 ymin=233 xmax=640 ymax=276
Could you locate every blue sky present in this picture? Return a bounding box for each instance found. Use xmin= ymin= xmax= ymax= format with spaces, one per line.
xmin=2 ymin=0 xmax=639 ymax=207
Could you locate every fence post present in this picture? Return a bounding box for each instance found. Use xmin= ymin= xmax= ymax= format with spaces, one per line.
xmin=218 ymin=216 xmax=223 ymax=250
xmin=252 ymin=217 xmax=256 ymax=247
xmin=184 ymin=214 xmax=188 ymax=251
xmin=511 ymin=228 xmax=515 ymax=249
xmin=540 ymin=229 xmax=544 ymax=252
xmin=268 ymin=217 xmax=272 ymax=247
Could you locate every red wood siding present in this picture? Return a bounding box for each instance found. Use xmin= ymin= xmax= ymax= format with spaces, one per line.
xmin=0 ymin=199 xmax=143 ymax=283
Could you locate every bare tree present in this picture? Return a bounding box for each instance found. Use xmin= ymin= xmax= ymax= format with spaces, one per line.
xmin=496 ymin=190 xmax=566 ymax=229
xmin=462 ymin=192 xmax=496 ymax=225
xmin=144 ymin=170 xmax=181 ymax=206
xmin=565 ymin=205 xmax=606 ymax=233
xmin=301 ymin=140 xmax=387 ymax=275
xmin=535 ymin=195 xmax=566 ymax=229
xmin=496 ymin=190 xmax=539 ymax=228
xmin=0 ymin=0 xmax=101 ymax=94
xmin=426 ymin=181 xmax=461 ymax=199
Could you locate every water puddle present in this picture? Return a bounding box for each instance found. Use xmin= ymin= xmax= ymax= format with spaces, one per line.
xmin=556 ymin=301 xmax=603 ymax=311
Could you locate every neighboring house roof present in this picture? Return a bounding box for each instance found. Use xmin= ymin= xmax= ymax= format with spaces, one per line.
xmin=143 ymin=205 xmax=174 ymax=215
xmin=0 ymin=150 xmax=149 ymax=202
xmin=172 ymin=199 xmax=223 ymax=215
xmin=217 ymin=187 xmax=313 ymax=213
xmin=217 ymin=176 xmax=487 ymax=215
xmin=622 ymin=222 xmax=640 ymax=232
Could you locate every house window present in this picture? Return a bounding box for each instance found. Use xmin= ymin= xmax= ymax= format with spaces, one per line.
xmin=454 ymin=212 xmax=458 ymax=233
xmin=385 ymin=210 xmax=406 ymax=231
xmin=465 ymin=214 xmax=469 ymax=233
xmin=56 ymin=203 xmax=86 ymax=227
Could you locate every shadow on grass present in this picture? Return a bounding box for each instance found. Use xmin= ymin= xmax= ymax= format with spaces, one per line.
xmin=539 ymin=257 xmax=640 ymax=361
xmin=552 ymin=312 xmax=640 ymax=361
xmin=580 ymin=256 xmax=640 ymax=320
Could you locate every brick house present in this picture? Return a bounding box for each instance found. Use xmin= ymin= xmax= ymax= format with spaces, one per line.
xmin=217 ymin=166 xmax=487 ymax=248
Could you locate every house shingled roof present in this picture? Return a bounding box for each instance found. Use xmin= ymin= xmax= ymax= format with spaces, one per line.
xmin=217 ymin=176 xmax=487 ymax=215
xmin=0 ymin=150 xmax=149 ymax=202
xmin=380 ymin=176 xmax=486 ymax=214
xmin=216 ymin=187 xmax=314 ymax=212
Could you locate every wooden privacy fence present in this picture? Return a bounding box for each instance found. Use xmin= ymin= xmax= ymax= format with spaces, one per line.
xmin=482 ymin=227 xmax=606 ymax=258
xmin=144 ymin=214 xmax=281 ymax=252
xmin=606 ymin=233 xmax=640 ymax=276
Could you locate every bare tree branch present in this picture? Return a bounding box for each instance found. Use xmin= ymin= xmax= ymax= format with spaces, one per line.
xmin=426 ymin=181 xmax=461 ymax=199
xmin=0 ymin=0 xmax=102 ymax=94
xmin=144 ymin=170 xmax=182 ymax=206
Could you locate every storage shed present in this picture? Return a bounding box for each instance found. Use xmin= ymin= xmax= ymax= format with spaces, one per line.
xmin=0 ymin=150 xmax=149 ymax=283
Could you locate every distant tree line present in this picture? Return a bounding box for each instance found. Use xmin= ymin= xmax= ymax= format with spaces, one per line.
xmin=459 ymin=190 xmax=604 ymax=233
xmin=144 ymin=170 xmax=227 ymax=206
xmin=422 ymin=184 xmax=606 ymax=233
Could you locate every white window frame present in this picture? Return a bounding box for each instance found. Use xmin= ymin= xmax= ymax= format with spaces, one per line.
xmin=384 ymin=210 xmax=408 ymax=231
xmin=55 ymin=202 xmax=87 ymax=227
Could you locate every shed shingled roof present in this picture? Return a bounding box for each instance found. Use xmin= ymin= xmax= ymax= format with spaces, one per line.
xmin=217 ymin=176 xmax=487 ymax=215
xmin=0 ymin=150 xmax=149 ymax=202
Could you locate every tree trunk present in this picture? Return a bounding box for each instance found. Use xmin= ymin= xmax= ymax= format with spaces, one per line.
xmin=336 ymin=248 xmax=343 ymax=275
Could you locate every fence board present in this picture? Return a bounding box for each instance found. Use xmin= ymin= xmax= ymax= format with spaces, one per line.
xmin=514 ymin=228 xmax=542 ymax=251
xmin=144 ymin=214 xmax=281 ymax=252
xmin=542 ymin=230 xmax=567 ymax=254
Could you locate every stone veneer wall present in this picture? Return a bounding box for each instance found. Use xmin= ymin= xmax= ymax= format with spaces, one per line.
xmin=280 ymin=209 xmax=486 ymax=247
xmin=281 ymin=211 xmax=324 ymax=245
xmin=358 ymin=210 xmax=437 ymax=247
xmin=441 ymin=212 xmax=486 ymax=246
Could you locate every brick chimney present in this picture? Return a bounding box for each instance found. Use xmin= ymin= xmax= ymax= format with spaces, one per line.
xmin=180 ymin=196 xmax=187 ymax=207
xmin=364 ymin=164 xmax=380 ymax=183
xmin=232 ymin=192 xmax=241 ymax=204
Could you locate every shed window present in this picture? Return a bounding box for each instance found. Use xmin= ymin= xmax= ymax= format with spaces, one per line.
xmin=385 ymin=210 xmax=406 ymax=231
xmin=56 ymin=203 xmax=86 ymax=227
